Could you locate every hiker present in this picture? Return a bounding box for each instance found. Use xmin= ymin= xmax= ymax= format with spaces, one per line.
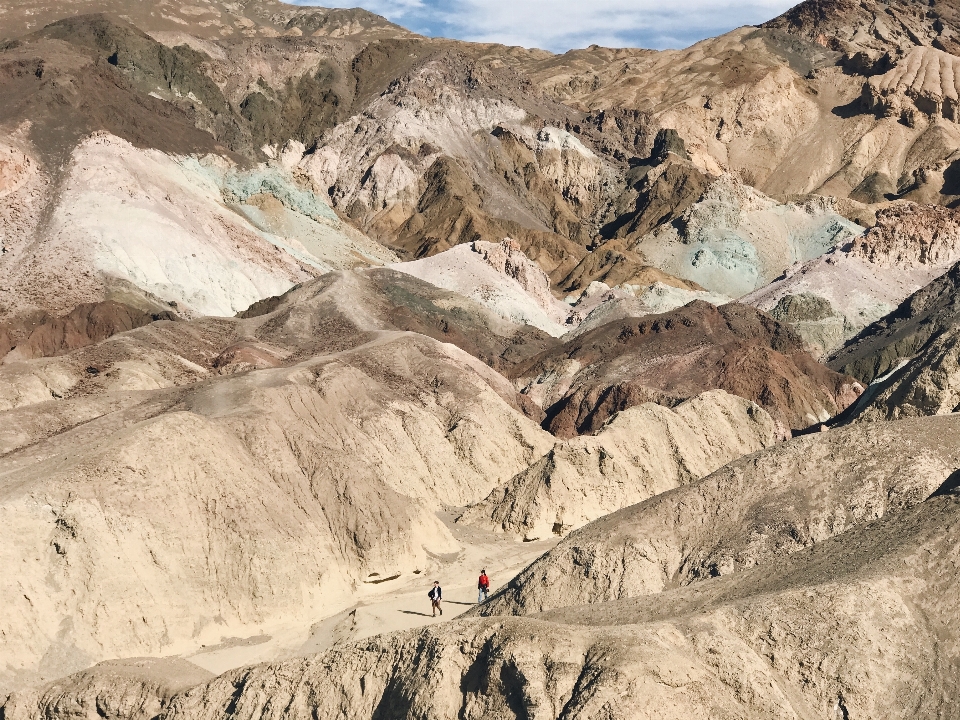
xmin=428 ymin=580 xmax=442 ymax=616
xmin=478 ymin=568 xmax=490 ymax=603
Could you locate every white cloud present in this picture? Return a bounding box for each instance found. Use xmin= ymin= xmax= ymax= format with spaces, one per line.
xmin=294 ymin=0 xmax=798 ymax=51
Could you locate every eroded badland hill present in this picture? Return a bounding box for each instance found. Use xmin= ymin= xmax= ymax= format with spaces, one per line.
xmin=3 ymin=0 xmax=960 ymax=717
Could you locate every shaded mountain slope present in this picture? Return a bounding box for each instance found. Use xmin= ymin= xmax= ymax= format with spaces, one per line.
xmin=831 ymin=261 xmax=960 ymax=384
xmin=828 ymin=259 xmax=960 ymax=421
xmin=0 ymin=22 xmax=227 ymax=165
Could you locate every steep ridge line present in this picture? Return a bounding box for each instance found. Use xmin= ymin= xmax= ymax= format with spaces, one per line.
xmin=475 ymin=414 xmax=960 ymax=616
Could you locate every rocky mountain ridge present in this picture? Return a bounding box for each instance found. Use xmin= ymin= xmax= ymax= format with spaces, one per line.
xmin=6 ymin=0 xmax=960 ymax=717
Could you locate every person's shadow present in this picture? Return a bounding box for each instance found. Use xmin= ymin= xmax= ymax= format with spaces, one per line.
xmin=399 ymin=610 xmax=433 ymax=617
xmin=445 ymin=601 xmax=474 ymax=606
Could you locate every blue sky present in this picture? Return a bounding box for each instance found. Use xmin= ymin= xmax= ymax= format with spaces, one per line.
xmin=292 ymin=0 xmax=798 ymax=52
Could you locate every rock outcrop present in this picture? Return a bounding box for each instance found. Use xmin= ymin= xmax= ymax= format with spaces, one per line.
xmin=850 ymin=202 xmax=960 ymax=266
xmin=513 ymin=300 xmax=862 ymax=438
xmin=765 ymin=0 xmax=960 ymax=58
xmin=768 ymin=292 xmax=850 ymax=358
xmin=479 ymin=414 xmax=960 ymax=616
xmin=2 ymin=658 xmax=213 ymax=720
xmin=865 ymin=46 xmax=960 ymax=125
xmin=745 ymin=203 xmax=960 ymax=352
xmin=563 ymin=280 xmax=732 ymax=338
xmin=457 ymin=390 xmax=778 ymax=540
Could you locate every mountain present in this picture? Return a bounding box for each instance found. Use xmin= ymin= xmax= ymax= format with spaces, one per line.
xmin=6 ymin=0 xmax=960 ymax=716
xmin=0 ymin=1 xmax=413 ymax=42
xmin=457 ymin=390 xmax=778 ymax=540
xmin=479 ymin=414 xmax=960 ymax=616
xmin=511 ymin=299 xmax=861 ymax=438
xmin=10 ymin=416 xmax=960 ymax=719
xmin=826 ymin=259 xmax=960 ymax=421
xmin=744 ymin=203 xmax=960 ymax=355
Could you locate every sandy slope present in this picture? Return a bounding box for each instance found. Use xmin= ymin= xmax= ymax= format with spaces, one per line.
xmin=0 ymin=330 xmax=554 ymax=692
xmin=181 ymin=511 xmax=557 ymax=677
xmin=457 ymin=390 xmax=778 ymax=540
xmin=22 ymin=442 xmax=960 ymax=719
xmin=2 ymin=133 xmax=395 ymax=319
xmin=479 ymin=414 xmax=960 ymax=616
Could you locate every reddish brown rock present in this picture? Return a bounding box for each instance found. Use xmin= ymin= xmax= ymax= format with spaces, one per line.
xmin=0 ymin=301 xmax=169 ymax=362
xmin=514 ymin=300 xmax=862 ymax=438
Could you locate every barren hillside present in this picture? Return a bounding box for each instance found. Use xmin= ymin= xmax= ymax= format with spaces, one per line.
xmin=5 ymin=0 xmax=960 ymax=717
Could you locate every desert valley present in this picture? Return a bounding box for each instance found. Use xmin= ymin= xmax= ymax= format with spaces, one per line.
xmin=2 ymin=0 xmax=960 ymax=716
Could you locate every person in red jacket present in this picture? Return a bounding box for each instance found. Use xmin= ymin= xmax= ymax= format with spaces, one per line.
xmin=478 ymin=569 xmax=490 ymax=603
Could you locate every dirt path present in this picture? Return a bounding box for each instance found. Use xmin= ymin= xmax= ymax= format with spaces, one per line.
xmin=186 ymin=512 xmax=559 ymax=675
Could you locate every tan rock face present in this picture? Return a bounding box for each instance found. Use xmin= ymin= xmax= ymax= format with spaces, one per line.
xmin=472 ymin=239 xmax=555 ymax=311
xmin=866 ymin=46 xmax=960 ymax=124
xmin=479 ymin=414 xmax=960 ymax=616
xmin=850 ymin=203 xmax=960 ymax=267
xmin=0 ymin=143 xmax=35 ymax=198
xmin=389 ymin=239 xmax=572 ymax=337
xmin=22 ymin=450 xmax=960 ymax=720
xmin=457 ymin=390 xmax=778 ymax=540
xmin=2 ymin=658 xmax=213 ymax=720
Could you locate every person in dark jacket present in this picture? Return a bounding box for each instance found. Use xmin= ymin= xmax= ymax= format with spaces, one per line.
xmin=478 ymin=569 xmax=490 ymax=603
xmin=428 ymin=580 xmax=442 ymax=616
